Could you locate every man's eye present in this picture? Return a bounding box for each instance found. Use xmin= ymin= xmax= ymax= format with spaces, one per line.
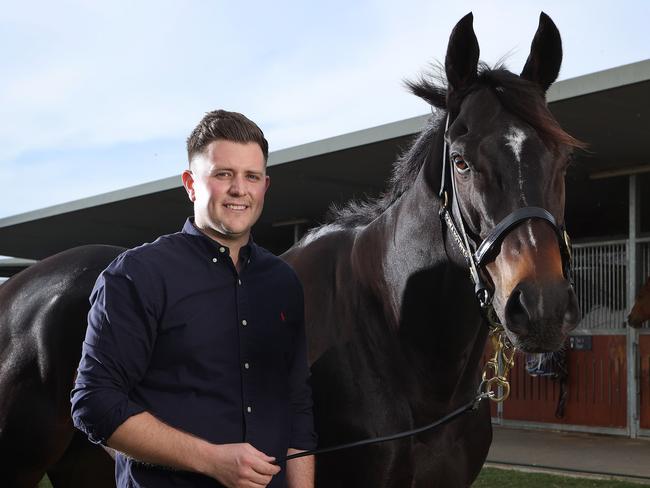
xmin=247 ymin=174 xmax=261 ymax=181
xmin=215 ymin=171 xmax=231 ymax=178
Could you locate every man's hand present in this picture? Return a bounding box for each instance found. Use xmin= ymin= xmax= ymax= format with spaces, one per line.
xmin=206 ymin=443 xmax=281 ymax=488
xmin=108 ymin=412 xmax=280 ymax=487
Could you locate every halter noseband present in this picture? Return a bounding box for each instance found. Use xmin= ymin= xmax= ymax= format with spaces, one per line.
xmin=438 ymin=114 xmax=574 ymax=309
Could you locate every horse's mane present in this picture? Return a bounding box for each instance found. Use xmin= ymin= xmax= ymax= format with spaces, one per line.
xmin=325 ymin=114 xmax=441 ymax=228
xmin=324 ymin=63 xmax=584 ymax=229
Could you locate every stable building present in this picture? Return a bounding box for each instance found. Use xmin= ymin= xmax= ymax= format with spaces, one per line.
xmin=1 ymin=60 xmax=649 ymax=438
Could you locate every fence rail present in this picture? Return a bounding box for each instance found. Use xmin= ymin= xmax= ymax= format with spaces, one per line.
xmin=573 ymin=241 xmax=628 ymax=330
xmin=572 ymin=239 xmax=650 ymax=330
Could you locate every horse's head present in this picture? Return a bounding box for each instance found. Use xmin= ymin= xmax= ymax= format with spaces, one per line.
xmin=412 ymin=13 xmax=583 ymax=352
xmin=628 ymin=277 xmax=650 ymax=328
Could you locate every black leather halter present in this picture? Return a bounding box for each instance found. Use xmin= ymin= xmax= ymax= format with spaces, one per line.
xmin=437 ymin=115 xmax=574 ymax=308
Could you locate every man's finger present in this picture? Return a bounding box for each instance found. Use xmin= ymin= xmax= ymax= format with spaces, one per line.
xmin=244 ymin=468 xmax=273 ymax=486
xmin=246 ymin=444 xmax=276 ymax=463
xmin=250 ymin=457 xmax=281 ymax=477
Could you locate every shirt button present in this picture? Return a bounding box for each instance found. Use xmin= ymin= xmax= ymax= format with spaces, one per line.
xmin=241 ymin=319 xmax=248 ymax=326
xmin=212 ymin=257 xmax=217 ymax=263
xmin=237 ymin=279 xmax=242 ymax=285
xmin=244 ymin=362 xmax=250 ymax=369
xmin=219 ymin=247 xmax=226 ymax=253
xmin=246 ymin=406 xmax=252 ymax=413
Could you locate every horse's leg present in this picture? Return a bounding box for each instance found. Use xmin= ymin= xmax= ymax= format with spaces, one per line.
xmin=47 ymin=430 xmax=115 ymax=488
xmin=411 ymin=401 xmax=492 ymax=488
xmin=451 ymin=401 xmax=492 ymax=486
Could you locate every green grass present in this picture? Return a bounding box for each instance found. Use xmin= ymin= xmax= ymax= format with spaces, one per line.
xmin=37 ymin=475 xmax=52 ymax=488
xmin=474 ymin=467 xmax=647 ymax=487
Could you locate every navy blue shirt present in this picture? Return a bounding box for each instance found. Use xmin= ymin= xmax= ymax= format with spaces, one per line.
xmin=71 ymin=218 xmax=316 ymax=487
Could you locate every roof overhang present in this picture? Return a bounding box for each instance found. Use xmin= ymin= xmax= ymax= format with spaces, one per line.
xmin=0 ymin=59 xmax=648 ymax=265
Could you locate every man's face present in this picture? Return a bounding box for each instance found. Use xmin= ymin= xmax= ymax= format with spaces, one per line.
xmin=183 ymin=139 xmax=270 ymax=246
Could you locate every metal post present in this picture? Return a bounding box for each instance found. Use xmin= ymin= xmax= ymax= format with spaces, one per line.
xmin=627 ymin=175 xmax=640 ymax=438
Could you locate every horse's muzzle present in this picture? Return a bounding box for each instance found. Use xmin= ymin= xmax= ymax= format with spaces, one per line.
xmin=504 ymin=278 xmax=579 ymax=352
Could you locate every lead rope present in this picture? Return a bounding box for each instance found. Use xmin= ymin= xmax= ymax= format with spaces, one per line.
xmin=280 ymin=334 xmax=512 ymax=464
xmin=279 ymin=392 xmax=493 ymax=463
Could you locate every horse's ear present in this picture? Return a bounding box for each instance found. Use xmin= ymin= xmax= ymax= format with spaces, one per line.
xmin=520 ymin=12 xmax=562 ymax=92
xmin=445 ymin=13 xmax=479 ymax=99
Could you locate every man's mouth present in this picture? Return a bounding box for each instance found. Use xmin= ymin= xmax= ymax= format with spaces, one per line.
xmin=224 ymin=203 xmax=248 ymax=211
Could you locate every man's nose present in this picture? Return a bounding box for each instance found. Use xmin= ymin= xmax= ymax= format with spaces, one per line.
xmin=229 ymin=175 xmax=246 ymax=195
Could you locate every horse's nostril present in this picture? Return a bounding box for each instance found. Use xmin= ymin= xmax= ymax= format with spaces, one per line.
xmin=505 ymin=288 xmax=530 ymax=334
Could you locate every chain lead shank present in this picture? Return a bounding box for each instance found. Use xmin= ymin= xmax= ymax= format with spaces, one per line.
xmin=479 ymin=309 xmax=516 ymax=402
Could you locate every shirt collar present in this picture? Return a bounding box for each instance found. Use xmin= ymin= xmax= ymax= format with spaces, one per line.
xmin=182 ymin=217 xmax=256 ymax=262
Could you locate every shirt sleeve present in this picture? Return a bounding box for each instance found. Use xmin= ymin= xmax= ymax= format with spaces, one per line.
xmin=287 ymin=275 xmax=318 ymax=450
xmin=71 ymin=252 xmax=160 ymax=445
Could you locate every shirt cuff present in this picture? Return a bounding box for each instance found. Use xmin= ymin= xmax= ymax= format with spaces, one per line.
xmin=73 ymin=397 xmax=146 ymax=446
xmin=289 ymin=412 xmax=318 ymax=450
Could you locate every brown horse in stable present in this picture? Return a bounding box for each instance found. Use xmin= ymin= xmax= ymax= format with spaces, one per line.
xmin=0 ymin=12 xmax=580 ymax=487
xmin=629 ymin=276 xmax=650 ymax=327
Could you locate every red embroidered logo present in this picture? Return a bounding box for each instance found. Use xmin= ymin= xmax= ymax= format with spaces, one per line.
xmin=280 ymin=311 xmax=286 ymax=322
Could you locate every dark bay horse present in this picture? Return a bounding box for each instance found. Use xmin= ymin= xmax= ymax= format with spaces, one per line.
xmin=0 ymin=12 xmax=581 ymax=488
xmin=0 ymin=246 xmax=122 ymax=487
xmin=283 ymin=12 xmax=581 ymax=487
xmin=629 ymin=276 xmax=650 ymax=327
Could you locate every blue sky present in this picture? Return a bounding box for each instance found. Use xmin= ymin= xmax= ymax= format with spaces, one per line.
xmin=1 ymin=0 xmax=649 ymax=219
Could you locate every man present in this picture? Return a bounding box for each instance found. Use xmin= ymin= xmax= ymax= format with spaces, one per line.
xmin=71 ymin=110 xmax=317 ymax=487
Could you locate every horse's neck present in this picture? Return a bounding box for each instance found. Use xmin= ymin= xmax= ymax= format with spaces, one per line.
xmin=352 ymin=171 xmax=449 ymax=322
xmin=352 ymin=169 xmax=487 ymax=404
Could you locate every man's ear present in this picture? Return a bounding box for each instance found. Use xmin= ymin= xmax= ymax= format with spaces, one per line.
xmin=182 ymin=169 xmax=196 ymax=202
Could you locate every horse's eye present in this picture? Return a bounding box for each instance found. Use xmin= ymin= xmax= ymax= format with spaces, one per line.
xmin=451 ymin=153 xmax=470 ymax=174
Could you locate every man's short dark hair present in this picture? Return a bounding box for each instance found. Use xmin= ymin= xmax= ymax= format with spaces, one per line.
xmin=186 ymin=109 xmax=269 ymax=166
